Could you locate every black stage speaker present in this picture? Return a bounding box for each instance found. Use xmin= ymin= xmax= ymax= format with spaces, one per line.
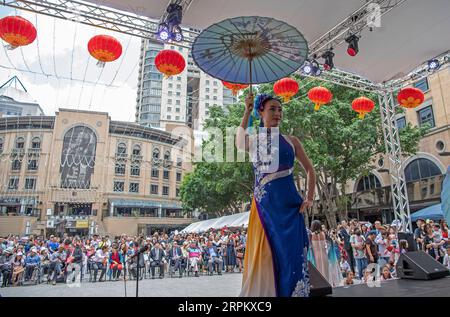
xmin=396 ymin=251 xmax=450 ymax=280
xmin=308 ymin=261 xmax=332 ymax=297
xmin=397 ymin=232 xmax=417 ymax=252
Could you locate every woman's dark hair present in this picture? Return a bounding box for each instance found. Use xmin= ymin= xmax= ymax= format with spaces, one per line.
xmin=399 ymin=239 xmax=408 ymax=250
xmin=310 ymin=220 xmax=322 ymax=234
xmin=354 ymin=228 xmax=361 ymax=236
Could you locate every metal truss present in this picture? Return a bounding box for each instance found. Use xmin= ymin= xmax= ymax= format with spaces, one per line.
xmin=379 ymin=91 xmax=412 ymax=232
xmin=309 ymin=0 xmax=408 ymax=58
xmin=2 ymin=0 xmax=197 ymax=43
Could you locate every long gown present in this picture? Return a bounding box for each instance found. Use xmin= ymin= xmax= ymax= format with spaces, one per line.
xmin=240 ymin=131 xmax=310 ymax=297
xmin=310 ymin=232 xmax=330 ymax=282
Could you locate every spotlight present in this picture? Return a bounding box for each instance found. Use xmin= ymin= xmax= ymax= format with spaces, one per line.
xmin=322 ymin=49 xmax=335 ymax=71
xmin=311 ymin=60 xmax=321 ymax=76
xmin=427 ymin=59 xmax=440 ymax=72
xmin=302 ymin=61 xmax=313 ymax=75
xmin=345 ymin=34 xmax=360 ymax=57
xmin=301 ymin=59 xmax=322 ymax=76
xmin=157 ymin=23 xmax=170 ymax=41
xmin=157 ymin=3 xmax=184 ymax=43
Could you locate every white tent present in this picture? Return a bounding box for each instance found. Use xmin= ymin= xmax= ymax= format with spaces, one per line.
xmin=181 ymin=212 xmax=249 ymax=233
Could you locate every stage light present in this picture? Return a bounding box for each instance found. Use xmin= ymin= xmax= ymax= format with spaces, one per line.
xmin=427 ymin=59 xmax=440 ymax=72
xmin=158 ymin=23 xmax=170 ymax=41
xmin=302 ymin=61 xmax=313 ymax=75
xmin=322 ymin=49 xmax=335 ymax=71
xmin=158 ymin=3 xmax=184 ymax=43
xmin=345 ymin=34 xmax=360 ymax=57
xmin=301 ymin=59 xmax=321 ymax=77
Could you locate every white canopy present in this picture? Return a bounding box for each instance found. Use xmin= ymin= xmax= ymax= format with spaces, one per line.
xmin=181 ymin=211 xmax=249 ymax=233
xmin=83 ymin=0 xmax=450 ymax=84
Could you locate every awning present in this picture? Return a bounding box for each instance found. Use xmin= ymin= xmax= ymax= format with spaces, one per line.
xmin=109 ymin=199 xmax=182 ymax=209
xmin=181 ymin=212 xmax=249 ymax=233
xmin=410 ymin=204 xmax=444 ymax=222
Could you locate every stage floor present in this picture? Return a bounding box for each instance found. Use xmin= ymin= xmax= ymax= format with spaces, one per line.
xmin=332 ymin=276 xmax=450 ymax=297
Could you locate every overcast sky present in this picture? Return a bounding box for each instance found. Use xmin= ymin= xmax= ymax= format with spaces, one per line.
xmin=0 ymin=6 xmax=142 ymax=122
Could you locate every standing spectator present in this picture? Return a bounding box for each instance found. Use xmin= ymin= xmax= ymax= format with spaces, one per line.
xmin=187 ymin=241 xmax=202 ymax=277
xmin=168 ymin=241 xmax=183 ymax=278
xmin=365 ymin=230 xmax=379 ymax=265
xmin=350 ymin=228 xmax=367 ymax=280
xmin=376 ymin=228 xmax=390 ymax=266
xmin=235 ymin=239 xmax=245 ymax=273
xmin=443 ymin=245 xmax=450 ymax=270
xmin=339 ymin=220 xmax=355 ymax=274
xmin=414 ymin=218 xmax=426 ymax=250
xmin=440 ymin=220 xmax=448 ymax=247
xmin=225 ymin=238 xmax=237 ymax=273
xmin=68 ymin=238 xmax=83 ymax=284
xmin=149 ymin=242 xmax=165 ymax=279
xmin=424 ymin=224 xmax=441 ymax=262
xmin=0 ymin=248 xmax=14 ymax=287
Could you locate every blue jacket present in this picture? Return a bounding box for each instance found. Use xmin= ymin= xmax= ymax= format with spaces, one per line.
xmin=25 ymin=254 xmax=41 ymax=266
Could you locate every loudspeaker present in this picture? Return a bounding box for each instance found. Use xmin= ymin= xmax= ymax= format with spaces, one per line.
xmin=396 ymin=251 xmax=450 ymax=280
xmin=308 ymin=261 xmax=332 ymax=297
xmin=397 ymin=231 xmax=417 ymax=252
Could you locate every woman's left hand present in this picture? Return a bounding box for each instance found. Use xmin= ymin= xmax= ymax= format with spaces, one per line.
xmin=299 ymin=198 xmax=313 ymax=214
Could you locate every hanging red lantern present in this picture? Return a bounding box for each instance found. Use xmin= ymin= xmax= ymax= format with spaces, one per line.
xmin=352 ymin=96 xmax=375 ymax=119
xmin=222 ymin=81 xmax=249 ymax=96
xmin=88 ymin=35 xmax=122 ymax=67
xmin=397 ymin=87 xmax=424 ymax=109
xmin=307 ymin=86 xmax=332 ymax=111
xmin=0 ymin=16 xmax=37 ymax=49
xmin=273 ymin=78 xmax=299 ymax=103
xmin=155 ymin=49 xmax=186 ymax=77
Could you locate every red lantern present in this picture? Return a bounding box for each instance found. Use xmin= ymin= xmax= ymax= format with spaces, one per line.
xmin=0 ymin=16 xmax=37 ymax=49
xmin=222 ymin=81 xmax=249 ymax=96
xmin=88 ymin=35 xmax=122 ymax=67
xmin=397 ymin=87 xmax=424 ymax=109
xmin=352 ymin=97 xmax=375 ymax=119
xmin=155 ymin=49 xmax=186 ymax=77
xmin=273 ymin=78 xmax=299 ymax=103
xmin=307 ymin=86 xmax=332 ymax=111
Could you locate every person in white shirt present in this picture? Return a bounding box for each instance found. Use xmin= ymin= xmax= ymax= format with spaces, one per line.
xmin=443 ymin=246 xmax=450 ymax=270
xmin=92 ymin=245 xmax=108 ymax=282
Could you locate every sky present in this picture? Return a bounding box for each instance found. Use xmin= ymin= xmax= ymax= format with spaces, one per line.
xmin=0 ymin=6 xmax=142 ymax=122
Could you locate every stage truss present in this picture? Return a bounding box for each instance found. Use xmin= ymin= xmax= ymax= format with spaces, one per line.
xmin=3 ymin=0 xmax=450 ymax=231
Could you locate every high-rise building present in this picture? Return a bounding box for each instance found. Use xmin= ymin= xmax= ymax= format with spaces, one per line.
xmin=135 ymin=38 xmax=238 ymax=131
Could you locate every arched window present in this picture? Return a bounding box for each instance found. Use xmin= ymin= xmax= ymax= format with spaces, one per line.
xmin=164 ymin=150 xmax=171 ymax=160
xmin=153 ymin=148 xmax=160 ymax=159
xmin=15 ymin=137 xmax=25 ymax=149
xmin=356 ymin=173 xmax=382 ymax=192
xmin=132 ymin=144 xmax=141 ymax=156
xmin=117 ymin=143 xmax=127 ymax=155
xmin=404 ymin=158 xmax=442 ymax=182
xmin=31 ymin=137 xmax=41 ymax=149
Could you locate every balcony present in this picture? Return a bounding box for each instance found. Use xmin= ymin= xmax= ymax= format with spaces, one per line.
xmin=115 ymin=153 xmax=128 ymax=160
xmin=130 ymin=154 xmax=143 ymax=162
xmin=28 ymin=148 xmax=41 ymax=155
xmin=163 ymin=159 xmax=173 ymax=168
xmin=11 ymin=148 xmax=25 ymax=156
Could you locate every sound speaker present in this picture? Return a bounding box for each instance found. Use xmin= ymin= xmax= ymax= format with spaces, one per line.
xmin=396 ymin=251 xmax=450 ymax=280
xmin=397 ymin=232 xmax=417 ymax=252
xmin=308 ymin=261 xmax=332 ymax=297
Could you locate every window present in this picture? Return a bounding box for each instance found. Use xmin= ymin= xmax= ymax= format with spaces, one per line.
xmin=177 ymin=84 xmax=181 ymax=89
xmin=129 ymin=182 xmax=139 ymax=193
xmin=213 ymin=89 xmax=218 ymax=94
xmin=418 ymin=105 xmax=435 ymax=128
xmin=404 ymin=158 xmax=442 ymax=182
xmin=170 ymin=45 xmax=175 ymax=50
xmin=28 ymin=159 xmax=38 ymax=171
xmin=205 ymin=103 xmax=209 ymax=107
xmin=163 ymin=186 xmax=169 ymax=196
xmin=176 ymin=188 xmax=180 ymax=197
xmin=213 ymin=96 xmax=217 ymax=101
xmin=176 ymin=108 xmax=180 ymax=113
xmin=414 ymin=78 xmax=429 ymax=92
xmin=177 ymin=76 xmax=182 ymax=81
xmin=8 ymin=177 xmax=19 ymax=190
xmin=177 ymin=157 xmax=182 ymax=167
xmin=117 ymin=143 xmax=127 ymax=154
xmin=163 ymin=170 xmax=170 ymax=180
xmin=168 ymin=99 xmax=172 ymax=104
xmin=153 ymin=148 xmax=160 ymax=159
xmin=168 ymin=91 xmax=173 ymax=96
xmin=115 ymin=162 xmax=126 ymax=175
xmin=356 ymin=174 xmax=382 ymax=192
xmin=169 ymin=83 xmax=173 ymax=89
xmin=206 ymin=88 xmax=210 ymax=93
xmin=206 ymin=95 xmax=210 ymax=100
xmin=206 ymin=80 xmax=210 ymax=85
xmin=396 ymin=117 xmax=406 ymax=130
xmin=151 ymin=169 xmax=159 ymax=178
xmin=130 ymin=164 xmax=140 ymax=176
xmin=178 ymin=46 xmax=183 ymax=52
xmin=213 ymin=81 xmax=218 ymax=86
xmin=175 ymin=116 xmax=180 ymax=120
xmin=12 ymin=159 xmax=21 ymax=171
xmin=113 ymin=181 xmax=124 ymax=192
xmin=168 ymin=107 xmax=172 ymax=112
xmin=176 ymin=172 xmax=182 ymax=182
xmin=164 ymin=151 xmax=171 ymax=160
xmin=132 ymin=145 xmax=141 ymax=156
xmin=175 ymin=100 xmax=180 ymax=105
xmin=151 ymin=184 xmax=159 ymax=195
xmin=206 ymin=111 xmax=210 ymax=116
xmin=167 ymin=115 xmax=172 ymax=120
xmin=16 ymin=137 xmax=25 ymax=149
xmin=31 ymin=137 xmax=41 ymax=149
xmin=25 ymin=178 xmax=36 ymax=190
xmin=176 ymin=92 xmax=181 ymax=97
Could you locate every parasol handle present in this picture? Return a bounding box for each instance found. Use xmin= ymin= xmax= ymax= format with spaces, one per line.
xmin=249 ymin=57 xmax=253 ymax=95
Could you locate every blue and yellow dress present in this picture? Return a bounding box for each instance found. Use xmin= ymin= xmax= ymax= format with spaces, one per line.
xmin=240 ymin=131 xmax=310 ymax=297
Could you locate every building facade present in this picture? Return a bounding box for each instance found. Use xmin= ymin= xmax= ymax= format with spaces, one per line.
xmin=0 ymin=109 xmax=195 ymax=237
xmin=135 ymin=38 xmax=237 ymax=131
